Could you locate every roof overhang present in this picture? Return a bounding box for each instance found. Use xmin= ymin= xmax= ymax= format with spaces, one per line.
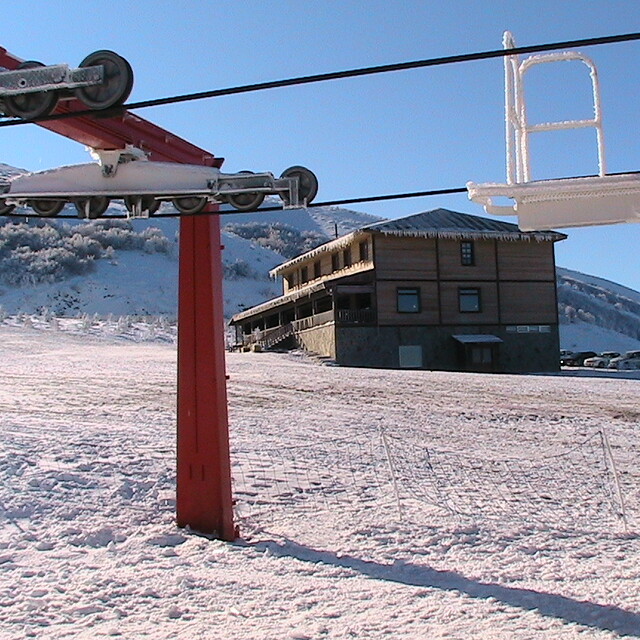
xmin=269 ymin=230 xmax=370 ymax=277
xmin=452 ymin=334 xmax=503 ymax=344
xmin=230 ymin=281 xmax=330 ymax=324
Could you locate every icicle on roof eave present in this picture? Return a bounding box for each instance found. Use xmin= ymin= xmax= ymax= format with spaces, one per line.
xmin=230 ymin=280 xmax=329 ymax=324
xmin=269 ymin=230 xmax=370 ymax=277
xmin=371 ymin=228 xmax=566 ymax=243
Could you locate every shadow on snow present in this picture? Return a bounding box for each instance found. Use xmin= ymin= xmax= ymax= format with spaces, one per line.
xmin=248 ymin=537 xmax=640 ymax=637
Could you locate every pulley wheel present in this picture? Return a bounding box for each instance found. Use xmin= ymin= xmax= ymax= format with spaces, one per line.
xmin=4 ymin=61 xmax=59 ymax=119
xmin=30 ymin=199 xmax=65 ymax=217
xmin=124 ymin=196 xmax=160 ymax=215
xmin=74 ymin=50 xmax=133 ymax=110
xmin=226 ymin=171 xmax=265 ymax=212
xmin=280 ymin=166 xmax=318 ymax=205
xmin=172 ymin=196 xmax=207 ymax=215
xmin=74 ymin=196 xmax=110 ymax=219
xmin=227 ymin=191 xmax=265 ymax=212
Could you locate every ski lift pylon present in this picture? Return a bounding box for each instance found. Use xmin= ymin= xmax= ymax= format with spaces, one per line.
xmin=467 ymin=31 xmax=640 ymax=231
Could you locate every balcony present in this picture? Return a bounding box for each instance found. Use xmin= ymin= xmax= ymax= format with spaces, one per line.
xmin=336 ymin=309 xmax=376 ymax=325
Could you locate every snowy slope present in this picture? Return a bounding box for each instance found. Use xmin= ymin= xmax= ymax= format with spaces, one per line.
xmin=558 ymin=267 xmax=640 ymax=305
xmin=560 ymin=322 xmax=640 ymax=353
xmin=557 ymin=266 xmax=640 ymax=351
xmin=0 ymin=162 xmax=26 ymax=179
xmin=220 ymin=197 xmax=381 ymax=237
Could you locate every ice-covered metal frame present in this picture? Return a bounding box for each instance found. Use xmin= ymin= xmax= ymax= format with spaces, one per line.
xmin=467 ymin=31 xmax=640 ymax=231
xmin=0 ymin=146 xmax=317 ymax=218
xmin=0 ymin=63 xmax=103 ymax=96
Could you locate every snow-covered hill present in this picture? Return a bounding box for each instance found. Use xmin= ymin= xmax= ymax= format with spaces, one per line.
xmin=0 ymin=162 xmax=26 ymax=179
xmin=557 ymin=267 xmax=640 ymax=351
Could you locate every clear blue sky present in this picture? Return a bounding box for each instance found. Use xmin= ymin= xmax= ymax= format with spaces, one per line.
xmin=3 ymin=1 xmax=640 ymax=291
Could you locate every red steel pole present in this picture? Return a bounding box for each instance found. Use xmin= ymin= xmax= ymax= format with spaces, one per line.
xmin=177 ymin=209 xmax=235 ymax=540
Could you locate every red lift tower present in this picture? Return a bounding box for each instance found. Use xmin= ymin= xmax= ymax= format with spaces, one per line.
xmin=0 ymin=46 xmax=236 ymax=540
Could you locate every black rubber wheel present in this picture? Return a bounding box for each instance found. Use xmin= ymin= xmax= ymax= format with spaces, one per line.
xmin=280 ymin=166 xmax=318 ymax=205
xmin=74 ymin=196 xmax=110 ymax=219
xmin=124 ymin=195 xmax=160 ymax=215
xmin=227 ymin=190 xmax=265 ymax=212
xmin=172 ymin=196 xmax=207 ymax=215
xmin=4 ymin=61 xmax=58 ymax=119
xmin=0 ymin=200 xmax=15 ymax=216
xmin=29 ymin=199 xmax=65 ymax=217
xmin=74 ymin=50 xmax=133 ymax=110
xmin=225 ymin=171 xmax=265 ymax=212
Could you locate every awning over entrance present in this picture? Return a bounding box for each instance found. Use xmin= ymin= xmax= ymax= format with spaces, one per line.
xmin=452 ymin=334 xmax=503 ymax=344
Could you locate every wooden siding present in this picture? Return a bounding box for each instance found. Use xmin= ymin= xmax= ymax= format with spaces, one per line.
xmin=437 ymin=239 xmax=497 ymax=280
xmin=499 ymin=282 xmax=558 ymax=324
xmin=281 ymin=236 xmax=373 ymax=294
xmin=497 ymin=241 xmax=556 ymax=281
xmin=377 ymin=280 xmax=440 ymax=325
xmin=374 ymin=236 xmax=438 ymax=280
xmin=439 ymin=282 xmax=500 ymax=324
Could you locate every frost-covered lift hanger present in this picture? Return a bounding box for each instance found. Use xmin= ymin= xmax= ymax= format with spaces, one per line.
xmin=467 ymin=31 xmax=640 ymax=231
xmin=0 ymin=147 xmax=318 ymax=218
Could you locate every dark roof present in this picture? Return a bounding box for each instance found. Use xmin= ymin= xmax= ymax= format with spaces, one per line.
xmin=362 ymin=208 xmax=566 ymax=242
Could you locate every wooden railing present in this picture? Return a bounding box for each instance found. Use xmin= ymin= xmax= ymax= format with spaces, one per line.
xmin=335 ymin=309 xmax=376 ymax=324
xmin=243 ymin=323 xmax=295 ymax=349
xmin=292 ymin=310 xmax=334 ymax=331
xmin=243 ymin=307 xmax=376 ymax=349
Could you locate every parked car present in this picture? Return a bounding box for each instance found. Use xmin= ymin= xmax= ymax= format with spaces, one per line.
xmin=583 ymin=352 xmax=621 ymax=368
xmin=608 ymin=350 xmax=640 ymax=370
xmin=560 ymin=351 xmax=597 ymax=366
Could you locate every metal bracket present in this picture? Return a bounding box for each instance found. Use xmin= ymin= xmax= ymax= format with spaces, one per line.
xmin=125 ymin=196 xmax=152 ymax=219
xmin=0 ymin=64 xmax=104 ymax=96
xmin=90 ymin=145 xmax=148 ymax=177
xmin=276 ymin=176 xmax=302 ymax=209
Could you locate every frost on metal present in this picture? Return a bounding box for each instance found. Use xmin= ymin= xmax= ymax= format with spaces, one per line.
xmin=467 ymin=31 xmax=640 ymax=231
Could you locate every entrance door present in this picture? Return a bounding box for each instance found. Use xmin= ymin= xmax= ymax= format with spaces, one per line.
xmin=466 ymin=344 xmax=496 ymax=372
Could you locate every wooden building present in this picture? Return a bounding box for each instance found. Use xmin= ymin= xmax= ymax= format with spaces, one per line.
xmin=230 ymin=208 xmax=566 ymax=373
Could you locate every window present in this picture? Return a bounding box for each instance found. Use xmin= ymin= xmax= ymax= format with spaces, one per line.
xmin=331 ymin=253 xmax=340 ymax=272
xmin=359 ymin=240 xmax=369 ymax=262
xmin=506 ymin=325 xmax=552 ymax=334
xmin=300 ymin=266 xmax=308 ymax=284
xmin=397 ymin=287 xmax=421 ymax=313
xmin=459 ymin=287 xmax=481 ymax=313
xmin=343 ymin=248 xmax=352 ymax=268
xmin=460 ymin=241 xmax=475 ymax=266
xmin=313 ymin=260 xmax=322 ymax=279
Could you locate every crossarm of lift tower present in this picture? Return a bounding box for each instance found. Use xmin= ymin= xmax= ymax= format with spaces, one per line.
xmin=2 ymin=31 xmax=640 ymax=229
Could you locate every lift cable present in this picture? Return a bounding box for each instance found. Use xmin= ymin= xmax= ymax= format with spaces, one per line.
xmin=2 ymin=185 xmax=469 ymax=220
xmin=1 ymin=31 xmax=639 ymax=129
xmin=6 ymin=169 xmax=640 ymax=219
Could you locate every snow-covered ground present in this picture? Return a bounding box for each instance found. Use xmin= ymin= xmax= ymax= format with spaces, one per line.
xmin=1 ymin=323 xmax=639 ymax=639
xmin=560 ymin=322 xmax=640 ymax=353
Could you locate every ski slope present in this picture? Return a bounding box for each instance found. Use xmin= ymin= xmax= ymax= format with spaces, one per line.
xmin=0 ymin=323 xmax=639 ymax=639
